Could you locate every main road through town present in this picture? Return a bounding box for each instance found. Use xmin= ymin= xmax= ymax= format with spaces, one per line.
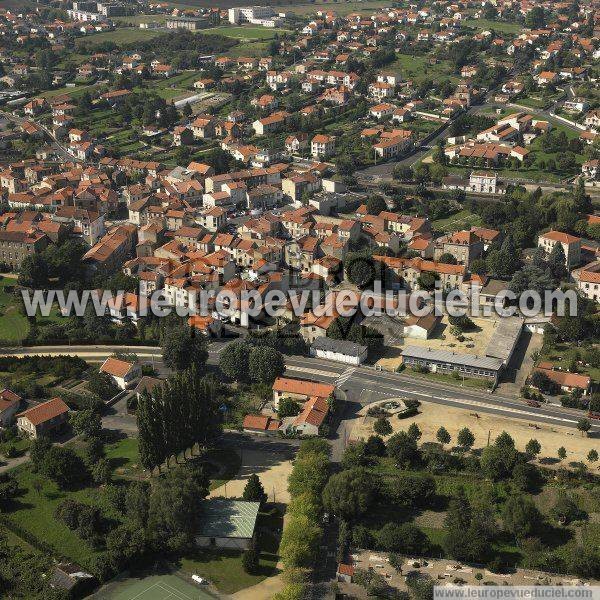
xmin=2 ymin=343 xmax=597 ymax=436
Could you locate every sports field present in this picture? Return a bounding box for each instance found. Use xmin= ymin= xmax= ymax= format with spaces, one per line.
xmin=93 ymin=574 xmax=214 ymax=600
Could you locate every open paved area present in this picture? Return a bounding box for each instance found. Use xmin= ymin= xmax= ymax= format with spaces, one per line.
xmin=376 ymin=315 xmax=498 ymax=371
xmin=338 ymin=552 xmax=600 ymax=599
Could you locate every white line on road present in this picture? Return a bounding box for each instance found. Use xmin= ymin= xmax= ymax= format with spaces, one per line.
xmin=367 ymin=384 xmax=580 ymax=425
xmin=336 ymin=367 xmax=356 ymax=387
xmin=285 ymin=365 xmax=340 ymax=379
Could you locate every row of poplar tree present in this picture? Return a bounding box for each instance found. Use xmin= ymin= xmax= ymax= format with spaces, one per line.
xmin=137 ymin=365 xmax=221 ymax=471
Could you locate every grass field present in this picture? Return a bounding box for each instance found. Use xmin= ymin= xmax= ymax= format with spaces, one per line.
xmin=163 ymin=0 xmax=392 ymax=15
xmin=225 ymin=40 xmax=271 ymax=57
xmin=432 ymin=208 xmax=483 ymax=232
xmin=462 ymin=18 xmax=522 ymax=34
xmin=75 ymin=28 xmax=162 ymax=47
xmin=0 ymin=277 xmax=29 ymax=344
xmin=282 ymin=0 xmax=392 ymax=15
xmin=389 ymin=53 xmax=457 ymax=84
xmin=203 ymin=25 xmax=289 ymax=40
xmin=106 ymin=437 xmax=143 ymax=479
xmin=38 ymin=83 xmax=100 ymax=101
xmin=93 ymin=573 xmax=214 ymax=599
xmin=4 ymin=465 xmax=122 ymax=569
xmin=111 ymin=14 xmax=169 ymax=25
xmin=516 ymin=96 xmax=551 ymax=110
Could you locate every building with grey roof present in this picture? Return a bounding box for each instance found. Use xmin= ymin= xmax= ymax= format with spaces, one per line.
xmin=195 ymin=499 xmax=260 ymax=550
xmin=484 ymin=317 xmax=523 ymax=365
xmin=401 ymin=345 xmax=504 ymax=384
xmin=310 ymin=336 xmax=368 ymax=365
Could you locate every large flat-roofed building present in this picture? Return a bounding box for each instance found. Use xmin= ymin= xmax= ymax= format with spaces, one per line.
xmin=195 ymin=499 xmax=260 ymax=550
xmin=228 ymin=5 xmax=276 ymax=24
xmin=484 ymin=317 xmax=523 ymax=366
xmin=166 ymin=17 xmax=210 ymax=30
xmin=401 ymin=345 xmax=504 ymax=384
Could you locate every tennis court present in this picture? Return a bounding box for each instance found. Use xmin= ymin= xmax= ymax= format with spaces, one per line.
xmin=93 ymin=574 xmax=214 ymax=600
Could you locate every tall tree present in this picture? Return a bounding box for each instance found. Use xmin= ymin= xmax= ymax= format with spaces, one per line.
xmin=243 ymin=474 xmax=268 ymax=505
xmin=548 ymin=242 xmax=568 ymax=281
xmin=219 ymin=340 xmax=251 ymax=381
xmin=147 ymin=467 xmax=209 ymax=552
xmin=162 ymin=325 xmax=208 ymax=371
xmin=249 ymin=346 xmax=285 ymax=384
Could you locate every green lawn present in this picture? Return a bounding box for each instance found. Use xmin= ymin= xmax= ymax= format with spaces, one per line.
xmin=106 ymin=437 xmax=144 ymax=480
xmin=539 ymin=342 xmax=600 ymax=383
xmin=282 ymin=0 xmax=392 ymax=15
xmin=4 ymin=465 xmax=122 ymax=569
xmin=111 ymin=14 xmax=169 ymax=25
xmin=405 ymin=367 xmax=493 ymax=390
xmin=432 ymin=209 xmax=483 ymax=232
xmin=204 ymin=25 xmax=289 ymax=40
xmin=226 ymin=40 xmax=271 ymax=58
xmin=515 ymin=96 xmax=551 ymax=110
xmin=0 ymin=277 xmax=30 ymax=344
xmin=462 ymin=18 xmax=522 ymax=34
xmin=179 ymin=508 xmax=281 ymax=594
xmin=389 ymin=54 xmax=457 ymax=84
xmin=38 ymin=83 xmax=100 ymax=101
xmin=75 ymin=28 xmax=162 ymax=47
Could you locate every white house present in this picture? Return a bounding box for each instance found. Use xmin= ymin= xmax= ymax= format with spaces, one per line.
xmin=310 ymin=337 xmax=367 ymax=365
xmin=0 ymin=389 xmax=21 ymax=426
xmin=99 ymin=357 xmax=142 ymax=390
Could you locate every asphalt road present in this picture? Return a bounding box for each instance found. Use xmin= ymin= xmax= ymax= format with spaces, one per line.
xmin=3 ymin=344 xmax=597 ymax=439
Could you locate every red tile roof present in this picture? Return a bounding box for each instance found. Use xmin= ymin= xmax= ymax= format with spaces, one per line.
xmin=100 ymin=357 xmax=135 ymax=378
xmin=17 ymin=397 xmax=69 ymax=426
xmin=273 ymin=377 xmax=335 ymax=399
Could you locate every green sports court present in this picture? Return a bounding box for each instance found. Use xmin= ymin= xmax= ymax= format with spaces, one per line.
xmin=92 ymin=573 xmax=215 ymax=600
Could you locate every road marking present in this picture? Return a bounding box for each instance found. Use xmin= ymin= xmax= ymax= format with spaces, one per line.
xmin=336 ymin=367 xmax=356 ymax=387
xmin=361 ymin=383 xmax=580 ymax=425
xmin=285 ymin=365 xmax=340 ymax=379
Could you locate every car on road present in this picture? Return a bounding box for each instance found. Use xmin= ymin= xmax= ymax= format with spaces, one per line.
xmin=526 ymin=400 xmax=541 ymax=408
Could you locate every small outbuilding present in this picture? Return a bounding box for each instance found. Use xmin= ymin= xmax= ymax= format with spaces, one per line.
xmin=49 ymin=562 xmax=95 ymax=597
xmin=195 ymin=499 xmax=260 ymax=550
xmin=403 ymin=314 xmax=440 ymax=340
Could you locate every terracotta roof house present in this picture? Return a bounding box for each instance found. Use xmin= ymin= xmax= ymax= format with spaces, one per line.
xmin=242 ymin=414 xmax=281 ymax=434
xmin=0 ymin=388 xmax=22 ymax=426
xmin=99 ymin=357 xmax=142 ymax=390
xmin=290 ymin=395 xmax=330 ymax=436
xmin=16 ymin=397 xmax=70 ymax=438
xmin=533 ymin=366 xmax=591 ymax=396
xmin=272 ymin=376 xmax=335 ymax=409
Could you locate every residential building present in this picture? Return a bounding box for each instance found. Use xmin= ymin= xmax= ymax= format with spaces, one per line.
xmin=537 ymin=230 xmax=581 ymax=268
xmin=99 ymin=357 xmax=142 ymax=390
xmin=311 ymin=134 xmax=335 ymax=158
xmin=0 ymin=230 xmax=48 ymax=269
xmin=16 ymin=397 xmax=70 ymax=438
